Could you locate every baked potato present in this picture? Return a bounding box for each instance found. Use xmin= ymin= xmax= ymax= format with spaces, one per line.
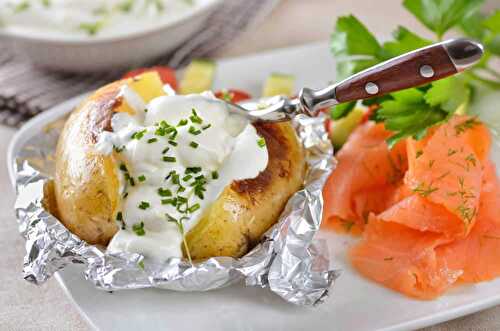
xmin=54 ymin=72 xmax=306 ymax=260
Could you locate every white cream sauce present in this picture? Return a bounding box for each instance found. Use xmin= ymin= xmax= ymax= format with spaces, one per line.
xmin=96 ymin=87 xmax=269 ymax=262
xmin=0 ymin=0 xmax=205 ymax=39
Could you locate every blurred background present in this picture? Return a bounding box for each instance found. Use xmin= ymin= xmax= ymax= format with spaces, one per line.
xmin=0 ymin=0 xmax=499 ymax=330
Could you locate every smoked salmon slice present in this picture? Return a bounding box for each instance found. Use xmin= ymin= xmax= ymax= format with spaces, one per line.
xmin=436 ymin=161 xmax=500 ymax=283
xmin=404 ymin=116 xmax=485 ymax=234
xmin=322 ymin=122 xmax=407 ymax=229
xmin=323 ymin=115 xmax=499 ymax=299
xmin=350 ymin=214 xmax=460 ymax=299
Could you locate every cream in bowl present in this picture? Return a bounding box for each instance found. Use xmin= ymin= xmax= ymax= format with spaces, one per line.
xmin=0 ymin=0 xmax=222 ymax=71
xmin=0 ymin=0 xmax=201 ymax=39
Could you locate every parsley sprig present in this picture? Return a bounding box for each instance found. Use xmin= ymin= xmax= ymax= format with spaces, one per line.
xmin=331 ymin=0 xmax=500 ymax=147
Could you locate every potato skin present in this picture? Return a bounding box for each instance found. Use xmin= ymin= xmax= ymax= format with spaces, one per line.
xmin=54 ymin=80 xmax=306 ymax=256
xmin=54 ymin=81 xmax=123 ymax=245
xmin=186 ymin=122 xmax=306 ymax=259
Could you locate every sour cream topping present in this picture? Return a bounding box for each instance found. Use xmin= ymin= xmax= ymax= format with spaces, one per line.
xmin=96 ymin=87 xmax=269 ymax=261
xmin=0 ymin=0 xmax=205 ymax=39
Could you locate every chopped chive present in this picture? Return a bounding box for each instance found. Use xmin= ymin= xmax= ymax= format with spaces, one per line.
xmin=188 ymin=126 xmax=201 ymax=135
xmin=189 ymin=108 xmax=203 ymax=124
xmin=182 ymin=175 xmax=193 ymax=182
xmin=185 ymin=167 xmax=202 ymax=174
xmin=162 ymin=147 xmax=170 ymax=154
xmin=202 ymin=124 xmax=211 ymax=130
xmin=177 ymin=119 xmax=188 ymax=127
xmin=155 ymin=127 xmax=166 ymax=136
xmin=163 ymin=156 xmax=176 ymax=162
xmin=132 ymin=222 xmax=145 ymax=236
xmin=168 ymin=140 xmax=178 ymax=146
xmin=147 ymin=138 xmax=158 ymax=144
xmin=157 ymin=187 xmax=172 ymax=197
xmin=165 ymin=170 xmax=176 ymax=181
xmin=113 ymin=145 xmax=125 ymax=153
xmin=189 ymin=141 xmax=199 ymax=148
xmin=144 ymin=108 xmax=148 ymax=113
xmin=129 ymin=177 xmax=135 ymax=186
xmin=211 ymin=171 xmax=219 ymax=180
xmin=165 ymin=126 xmax=176 ymax=134
xmin=138 ymin=260 xmax=145 ymax=270
xmin=257 ymin=137 xmax=266 ymax=148
xmin=119 ymin=163 xmax=128 ymax=172
xmin=138 ymin=201 xmax=150 ymax=210
xmin=131 ymin=129 xmax=147 ymax=140
xmin=161 ymin=198 xmax=177 ymax=206
xmin=123 ymin=192 xmax=129 ymax=199
xmin=116 ymin=212 xmax=123 ymax=221
xmin=188 ymin=203 xmax=201 ymax=213
xmin=177 ymin=186 xmax=186 ymax=193
xmin=171 ymin=173 xmax=180 ymax=185
xmin=138 ymin=175 xmax=146 ymax=182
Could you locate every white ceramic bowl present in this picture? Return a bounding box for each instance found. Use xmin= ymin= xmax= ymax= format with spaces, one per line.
xmin=0 ymin=0 xmax=223 ymax=73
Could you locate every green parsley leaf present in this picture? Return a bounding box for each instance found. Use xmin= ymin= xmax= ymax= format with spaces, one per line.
xmin=382 ymin=26 xmax=431 ymax=58
xmin=483 ymin=10 xmax=500 ymax=34
xmin=138 ymin=175 xmax=146 ymax=182
xmin=402 ymin=0 xmax=484 ymax=39
xmin=331 ymin=15 xmax=383 ymax=79
xmin=331 ymin=101 xmax=356 ymax=120
xmin=376 ymin=89 xmax=448 ymax=147
xmin=424 ymin=76 xmax=470 ymax=112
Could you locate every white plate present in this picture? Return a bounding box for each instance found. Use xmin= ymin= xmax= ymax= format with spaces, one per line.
xmin=8 ymin=42 xmax=500 ymax=331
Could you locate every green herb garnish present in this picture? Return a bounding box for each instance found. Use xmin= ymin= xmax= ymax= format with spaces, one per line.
xmin=189 ymin=141 xmax=199 ymax=148
xmin=188 ymin=203 xmax=201 ymax=213
xmin=163 ymin=156 xmax=176 ymax=162
xmin=330 ymin=0 xmax=500 ymax=147
xmin=189 ymin=108 xmax=203 ymax=124
xmin=158 ymin=187 xmax=172 ymax=197
xmin=131 ymin=129 xmax=147 ymax=140
xmin=147 ymin=138 xmax=158 ymax=144
xmin=138 ymin=175 xmax=146 ymax=182
xmin=257 ymin=137 xmax=266 ymax=148
xmin=132 ymin=222 xmax=145 ymax=236
xmin=188 ymin=126 xmax=201 ymax=135
xmin=177 ymin=119 xmax=188 ymax=127
xmin=78 ymin=21 xmax=104 ymax=36
xmin=138 ymin=201 xmax=150 ymax=210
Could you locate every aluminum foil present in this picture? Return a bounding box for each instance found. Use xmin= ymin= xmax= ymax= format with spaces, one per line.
xmin=12 ymin=102 xmax=338 ymax=306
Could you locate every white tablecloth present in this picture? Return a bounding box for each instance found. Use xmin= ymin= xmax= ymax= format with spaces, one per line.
xmin=2 ymin=0 xmax=499 ymax=330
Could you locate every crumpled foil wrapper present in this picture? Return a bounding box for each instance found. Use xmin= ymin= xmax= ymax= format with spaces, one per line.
xmin=12 ymin=106 xmax=338 ymax=306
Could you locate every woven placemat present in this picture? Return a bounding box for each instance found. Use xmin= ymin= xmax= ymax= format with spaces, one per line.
xmin=0 ymin=0 xmax=278 ymax=127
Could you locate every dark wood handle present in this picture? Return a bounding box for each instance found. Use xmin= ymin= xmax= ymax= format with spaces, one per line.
xmin=334 ymin=44 xmax=457 ymax=103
